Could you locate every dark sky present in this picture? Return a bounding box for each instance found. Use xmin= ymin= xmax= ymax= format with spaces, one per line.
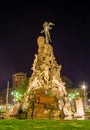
xmin=0 ymin=2 xmax=90 ymax=89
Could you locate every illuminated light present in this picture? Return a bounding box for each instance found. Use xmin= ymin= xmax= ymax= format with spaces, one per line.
xmin=11 ymin=91 xmax=23 ymax=102
xmin=76 ymin=92 xmax=79 ymax=95
xmin=0 ymin=105 xmax=2 ymax=110
xmin=68 ymin=91 xmax=80 ymax=100
xmin=11 ymin=91 xmax=14 ymax=95
xmin=68 ymin=94 xmax=71 ymax=97
xmin=88 ymin=99 xmax=90 ymax=102
xmin=81 ymin=81 xmax=87 ymax=90
xmin=82 ymin=85 xmax=86 ymax=89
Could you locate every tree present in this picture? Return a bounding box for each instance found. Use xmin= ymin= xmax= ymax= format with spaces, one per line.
xmin=61 ymin=75 xmax=73 ymax=89
xmin=16 ymin=78 xmax=29 ymax=95
xmin=11 ymin=78 xmax=29 ymax=102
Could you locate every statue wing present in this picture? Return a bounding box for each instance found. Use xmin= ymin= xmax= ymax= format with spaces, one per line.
xmin=49 ymin=22 xmax=55 ymax=26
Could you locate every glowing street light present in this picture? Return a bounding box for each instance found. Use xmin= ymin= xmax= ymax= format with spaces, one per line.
xmin=81 ymin=81 xmax=87 ymax=97
xmin=81 ymin=81 xmax=87 ymax=109
xmin=82 ymin=82 xmax=86 ymax=90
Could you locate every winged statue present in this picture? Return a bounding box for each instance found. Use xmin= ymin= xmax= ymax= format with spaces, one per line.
xmin=41 ymin=22 xmax=55 ymax=43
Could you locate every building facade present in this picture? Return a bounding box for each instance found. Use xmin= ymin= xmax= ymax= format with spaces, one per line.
xmin=12 ymin=72 xmax=27 ymax=89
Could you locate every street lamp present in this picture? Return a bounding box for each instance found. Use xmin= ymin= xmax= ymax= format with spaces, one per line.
xmin=81 ymin=81 xmax=87 ymax=109
xmin=82 ymin=82 xmax=86 ymax=90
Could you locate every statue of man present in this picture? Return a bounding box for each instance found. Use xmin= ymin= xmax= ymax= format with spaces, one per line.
xmin=31 ymin=54 xmax=38 ymax=72
xmin=39 ymin=66 xmax=49 ymax=84
xmin=41 ymin=21 xmax=55 ymax=43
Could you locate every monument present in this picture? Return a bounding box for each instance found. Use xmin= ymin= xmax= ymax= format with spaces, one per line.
xmin=18 ymin=21 xmax=74 ymax=119
xmin=4 ymin=22 xmax=74 ymax=119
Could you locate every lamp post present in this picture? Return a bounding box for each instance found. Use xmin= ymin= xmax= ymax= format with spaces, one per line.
xmin=6 ymin=81 xmax=9 ymax=108
xmin=81 ymin=81 xmax=87 ymax=109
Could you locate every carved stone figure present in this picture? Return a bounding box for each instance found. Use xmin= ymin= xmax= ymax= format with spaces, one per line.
xmin=52 ymin=76 xmax=67 ymax=96
xmin=63 ymin=97 xmax=73 ymax=118
xmin=41 ymin=22 xmax=55 ymax=43
xmin=43 ymin=66 xmax=49 ymax=83
xmin=30 ymin=77 xmax=41 ymax=89
xmin=31 ymin=54 xmax=38 ymax=72
xmin=4 ymin=101 xmax=20 ymax=119
xmin=58 ymin=99 xmax=64 ymax=110
xmin=39 ymin=66 xmax=49 ymax=84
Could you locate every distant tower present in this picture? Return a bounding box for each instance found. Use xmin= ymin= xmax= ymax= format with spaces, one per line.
xmin=12 ymin=72 xmax=27 ymax=89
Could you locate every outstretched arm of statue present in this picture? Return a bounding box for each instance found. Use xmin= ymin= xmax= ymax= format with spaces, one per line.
xmin=41 ymin=29 xmax=44 ymax=33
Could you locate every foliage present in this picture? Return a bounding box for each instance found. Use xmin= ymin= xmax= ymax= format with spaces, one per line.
xmin=11 ymin=91 xmax=23 ymax=102
xmin=68 ymin=91 xmax=80 ymax=100
xmin=46 ymin=89 xmax=52 ymax=96
xmin=0 ymin=119 xmax=90 ymax=130
xmin=61 ymin=75 xmax=73 ymax=89
xmin=11 ymin=78 xmax=29 ymax=101
xmin=16 ymin=78 xmax=29 ymax=94
xmin=47 ymin=81 xmax=52 ymax=86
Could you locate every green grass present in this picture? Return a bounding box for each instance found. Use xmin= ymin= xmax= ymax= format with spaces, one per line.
xmin=0 ymin=119 xmax=90 ymax=130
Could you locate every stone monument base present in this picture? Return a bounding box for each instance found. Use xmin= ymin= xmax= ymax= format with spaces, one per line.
xmin=18 ymin=89 xmax=62 ymax=119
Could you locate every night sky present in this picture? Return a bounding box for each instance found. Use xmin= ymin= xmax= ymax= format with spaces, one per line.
xmin=0 ymin=2 xmax=90 ymax=89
